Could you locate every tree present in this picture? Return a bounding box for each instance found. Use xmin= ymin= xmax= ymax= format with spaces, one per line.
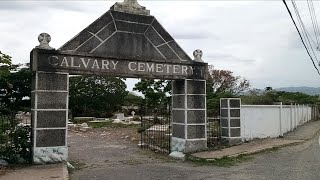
xmin=4 ymin=68 xmax=31 ymax=112
xmin=123 ymin=92 xmax=144 ymax=106
xmin=241 ymin=89 xmax=274 ymax=105
xmin=265 ymin=86 xmax=273 ymax=91
xmin=0 ymin=51 xmax=12 ymax=77
xmin=207 ymin=66 xmax=250 ymax=95
xmin=0 ymin=51 xmax=31 ymax=115
xmin=133 ymin=79 xmax=171 ymax=108
xmin=241 ymin=89 xmax=320 ymax=105
xmin=206 ymin=66 xmax=250 ymax=115
xmin=69 ymin=76 xmax=127 ymax=117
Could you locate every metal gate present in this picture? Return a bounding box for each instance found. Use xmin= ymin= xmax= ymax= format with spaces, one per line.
xmin=139 ymin=105 xmax=171 ymax=154
xmin=207 ymin=116 xmax=221 ymax=148
xmin=207 ymin=110 xmax=222 ymax=148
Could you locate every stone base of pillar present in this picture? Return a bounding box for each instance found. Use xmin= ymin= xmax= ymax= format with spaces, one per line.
xmin=221 ymin=137 xmax=242 ymax=145
xmin=171 ymin=137 xmax=207 ymax=153
xmin=33 ymin=146 xmax=68 ymax=164
xmin=185 ymin=140 xmax=207 ymax=153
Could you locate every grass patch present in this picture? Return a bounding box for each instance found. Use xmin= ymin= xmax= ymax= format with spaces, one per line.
xmin=256 ymin=146 xmax=280 ymax=154
xmin=186 ymin=154 xmax=253 ymax=167
xmin=72 ymin=117 xmax=96 ymax=124
xmin=68 ymin=160 xmax=86 ymax=173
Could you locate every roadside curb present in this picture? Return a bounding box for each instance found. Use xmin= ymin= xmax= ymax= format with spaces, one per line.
xmin=191 ymin=140 xmax=303 ymax=160
xmin=226 ymin=140 xmax=304 ymax=158
xmin=62 ymin=163 xmax=69 ymax=180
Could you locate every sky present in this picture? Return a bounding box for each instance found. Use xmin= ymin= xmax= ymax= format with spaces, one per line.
xmin=0 ymin=0 xmax=319 ymax=91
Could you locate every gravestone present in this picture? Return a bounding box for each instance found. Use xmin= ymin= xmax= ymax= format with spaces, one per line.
xmin=30 ymin=0 xmax=208 ymax=164
xmin=115 ymin=113 xmax=125 ymax=121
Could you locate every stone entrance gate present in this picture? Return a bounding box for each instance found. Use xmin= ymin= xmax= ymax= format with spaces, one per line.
xmin=30 ymin=0 xmax=208 ymax=164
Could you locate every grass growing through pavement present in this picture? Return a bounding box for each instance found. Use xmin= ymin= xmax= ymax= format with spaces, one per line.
xmin=68 ymin=160 xmax=86 ymax=174
xmin=186 ymin=154 xmax=253 ymax=167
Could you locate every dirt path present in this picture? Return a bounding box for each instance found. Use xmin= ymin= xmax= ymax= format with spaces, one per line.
xmin=68 ymin=127 xmax=173 ymax=172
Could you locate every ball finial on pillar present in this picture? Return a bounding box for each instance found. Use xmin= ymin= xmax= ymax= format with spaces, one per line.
xmin=36 ymin=33 xmax=54 ymax=50
xmin=193 ymin=49 xmax=204 ymax=62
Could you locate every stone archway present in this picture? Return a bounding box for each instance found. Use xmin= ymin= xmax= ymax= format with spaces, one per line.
xmin=30 ymin=0 xmax=208 ymax=164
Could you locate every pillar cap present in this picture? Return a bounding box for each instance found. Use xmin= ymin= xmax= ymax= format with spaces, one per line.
xmin=193 ymin=49 xmax=204 ymax=62
xmin=36 ymin=33 xmax=54 ymax=50
xmin=110 ymin=0 xmax=150 ymax=16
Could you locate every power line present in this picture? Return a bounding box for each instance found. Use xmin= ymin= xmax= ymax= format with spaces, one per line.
xmin=310 ymin=0 xmax=320 ymax=46
xmin=283 ymin=0 xmax=320 ymax=75
xmin=292 ymin=0 xmax=320 ymax=65
xmin=293 ymin=1 xmax=312 ymax=52
xmin=307 ymin=0 xmax=320 ymax=49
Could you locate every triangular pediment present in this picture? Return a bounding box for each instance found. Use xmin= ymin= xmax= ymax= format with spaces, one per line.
xmin=59 ymin=10 xmax=192 ymax=63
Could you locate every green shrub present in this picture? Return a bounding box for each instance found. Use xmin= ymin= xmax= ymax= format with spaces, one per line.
xmin=73 ymin=117 xmax=96 ymax=124
xmin=0 ymin=116 xmax=31 ymax=164
xmin=132 ymin=116 xmax=141 ymax=121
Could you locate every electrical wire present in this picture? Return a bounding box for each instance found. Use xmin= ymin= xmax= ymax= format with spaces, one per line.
xmin=307 ymin=0 xmax=320 ymax=49
xmin=283 ymin=0 xmax=320 ymax=75
xmin=292 ymin=0 xmax=320 ymax=66
xmin=307 ymin=0 xmax=320 ymax=46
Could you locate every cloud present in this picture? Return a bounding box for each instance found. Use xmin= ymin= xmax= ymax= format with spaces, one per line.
xmin=172 ymin=32 xmax=212 ymax=40
xmin=0 ymin=1 xmax=100 ymax=12
xmin=206 ymin=52 xmax=256 ymax=65
xmin=0 ymin=0 xmax=319 ymax=90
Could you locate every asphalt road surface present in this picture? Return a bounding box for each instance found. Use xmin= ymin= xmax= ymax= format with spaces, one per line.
xmin=69 ymin=128 xmax=320 ymax=180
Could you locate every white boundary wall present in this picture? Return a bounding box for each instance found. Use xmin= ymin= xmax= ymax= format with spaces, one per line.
xmin=241 ymin=104 xmax=313 ymax=141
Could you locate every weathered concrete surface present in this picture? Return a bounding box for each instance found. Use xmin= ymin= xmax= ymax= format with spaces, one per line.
xmin=0 ymin=163 xmax=68 ymax=180
xmin=31 ymin=49 xmax=207 ymax=80
xmin=33 ymin=147 xmax=68 ymax=164
xmin=192 ymin=119 xmax=320 ymax=160
xmin=70 ymin=133 xmax=320 ymax=180
xmin=192 ymin=139 xmax=303 ymax=159
xmin=284 ymin=119 xmax=320 ymax=140
xmin=68 ymin=121 xmax=320 ymax=180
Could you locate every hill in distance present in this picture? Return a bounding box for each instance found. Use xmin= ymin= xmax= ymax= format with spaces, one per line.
xmin=275 ymin=86 xmax=320 ymax=96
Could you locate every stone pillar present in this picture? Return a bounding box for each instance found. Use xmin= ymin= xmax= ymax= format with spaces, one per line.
xmin=31 ymin=33 xmax=69 ymax=164
xmin=220 ymin=98 xmax=241 ymax=145
xmin=171 ymin=79 xmax=207 ymax=154
xmin=31 ymin=57 xmax=69 ymax=164
xmin=31 ymin=71 xmax=69 ymax=164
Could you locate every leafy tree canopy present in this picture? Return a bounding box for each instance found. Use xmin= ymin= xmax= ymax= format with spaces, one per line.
xmin=207 ymin=65 xmax=250 ymax=95
xmin=133 ymin=79 xmax=171 ymax=108
xmin=0 ymin=51 xmax=31 ymax=115
xmin=69 ymin=76 xmax=127 ymax=117
xmin=206 ymin=65 xmax=250 ymax=115
xmin=242 ymin=88 xmax=320 ymax=105
xmin=0 ymin=51 xmax=12 ymax=77
xmin=123 ymin=92 xmax=144 ymax=106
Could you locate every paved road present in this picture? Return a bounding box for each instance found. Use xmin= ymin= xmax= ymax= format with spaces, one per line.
xmin=69 ymin=129 xmax=320 ymax=180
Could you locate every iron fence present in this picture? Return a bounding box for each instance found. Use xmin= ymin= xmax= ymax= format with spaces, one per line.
xmin=207 ymin=116 xmax=221 ymax=148
xmin=0 ymin=114 xmax=32 ymax=164
xmin=139 ymin=106 xmax=171 ymax=154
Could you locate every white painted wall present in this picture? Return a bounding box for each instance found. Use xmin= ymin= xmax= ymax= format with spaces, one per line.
xmin=241 ymin=104 xmax=313 ymax=141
